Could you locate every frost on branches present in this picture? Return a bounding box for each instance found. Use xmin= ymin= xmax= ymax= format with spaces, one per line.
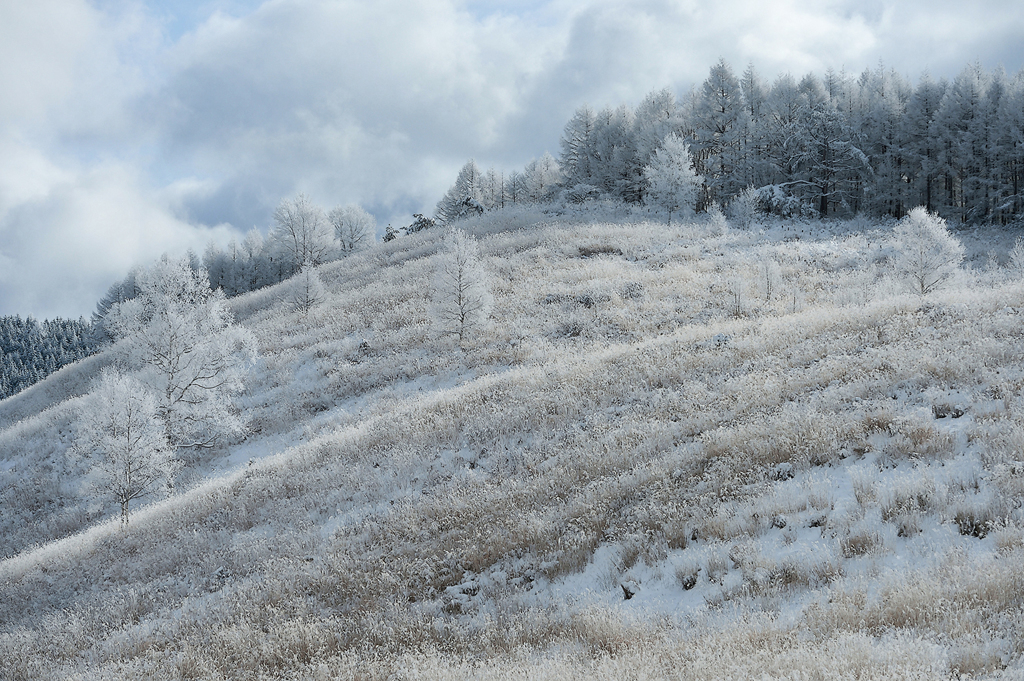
xmin=892 ymin=207 xmax=965 ymax=294
xmin=271 ymin=193 xmax=335 ymax=271
xmin=643 ymin=133 xmax=702 ymax=223
xmin=288 ymin=264 xmax=327 ymax=315
xmin=74 ymin=370 xmax=180 ymax=525
xmin=432 ymin=228 xmax=493 ymax=344
xmin=329 ymin=204 xmax=375 ymax=255
xmin=105 ymin=257 xmax=256 ymax=449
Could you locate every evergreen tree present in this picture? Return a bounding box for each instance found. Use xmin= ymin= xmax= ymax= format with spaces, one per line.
xmin=0 ymin=315 xmax=96 ymax=400
xmin=559 ymin=105 xmax=599 ymax=190
xmin=435 ymin=160 xmax=486 ymax=225
xmin=903 ymin=74 xmax=948 ymax=213
xmin=932 ymin=64 xmax=989 ymax=222
xmin=692 ymin=59 xmax=750 ymax=206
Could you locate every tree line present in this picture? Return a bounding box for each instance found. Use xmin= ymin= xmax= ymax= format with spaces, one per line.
xmin=435 ymin=59 xmax=1024 ymax=225
xmin=1 ymin=195 xmax=376 ymax=401
xmin=91 ymin=195 xmax=377 ymax=341
xmin=0 ymin=316 xmax=95 ymax=400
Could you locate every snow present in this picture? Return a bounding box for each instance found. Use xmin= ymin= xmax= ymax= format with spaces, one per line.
xmin=3 ymin=207 xmax=1024 ymax=678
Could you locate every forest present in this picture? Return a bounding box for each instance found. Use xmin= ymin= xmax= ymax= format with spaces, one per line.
xmin=0 ymin=316 xmax=94 ymax=400
xmin=437 ymin=60 xmax=1024 ymax=226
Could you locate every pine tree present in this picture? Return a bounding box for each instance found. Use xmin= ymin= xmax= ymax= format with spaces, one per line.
xmin=559 ymin=105 xmax=599 ymax=190
xmin=435 ymin=160 xmax=486 ymax=225
xmin=692 ymin=60 xmax=750 ymax=206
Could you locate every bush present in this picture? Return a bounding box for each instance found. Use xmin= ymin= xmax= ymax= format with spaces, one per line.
xmin=892 ymin=207 xmax=965 ymax=294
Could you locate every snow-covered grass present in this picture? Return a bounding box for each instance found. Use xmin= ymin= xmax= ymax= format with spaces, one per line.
xmin=3 ymin=207 xmax=1024 ymax=679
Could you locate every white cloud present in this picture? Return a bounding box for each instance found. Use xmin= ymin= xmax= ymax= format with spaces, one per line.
xmin=0 ymin=160 xmax=237 ymax=319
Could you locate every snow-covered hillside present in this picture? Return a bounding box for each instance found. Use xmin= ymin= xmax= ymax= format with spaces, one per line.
xmin=3 ymin=206 xmax=1024 ymax=679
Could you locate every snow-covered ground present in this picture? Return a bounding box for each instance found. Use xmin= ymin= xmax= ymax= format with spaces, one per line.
xmin=2 ymin=205 xmax=1024 ymax=679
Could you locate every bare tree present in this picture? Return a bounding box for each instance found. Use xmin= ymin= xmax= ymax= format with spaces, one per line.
xmin=75 ymin=371 xmax=179 ymax=525
xmin=432 ymin=228 xmax=493 ymax=344
xmin=328 ymin=204 xmax=375 ymax=254
xmin=271 ymin=194 xmax=335 ymax=271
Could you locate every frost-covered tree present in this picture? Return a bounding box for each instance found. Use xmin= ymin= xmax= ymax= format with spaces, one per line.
xmin=762 ymin=73 xmax=807 ymax=199
xmin=105 ymin=257 xmax=255 ymax=449
xmin=795 ymin=103 xmax=870 ymax=216
xmin=288 ymin=265 xmax=326 ymax=315
xmin=271 ymin=194 xmax=335 ymax=271
xmin=634 ymin=88 xmax=683 ymax=172
xmin=560 ymin=105 xmax=599 ymax=189
xmin=737 ymin=64 xmax=773 ymax=191
xmin=432 ymin=228 xmax=492 ymax=344
xmin=329 ymin=204 xmax=375 ymax=254
xmin=91 ymin=267 xmax=141 ymax=345
xmin=405 ymin=213 xmax=437 ymax=234
xmin=435 ymin=160 xmax=486 ymax=225
xmin=892 ymin=207 xmax=965 ymax=294
xmin=239 ymin=227 xmax=267 ymax=291
xmin=521 ymin=153 xmax=562 ymax=202
xmin=481 ymin=167 xmax=505 ymax=210
xmin=728 ymin=186 xmax=764 ymax=228
xmin=994 ymin=72 xmax=1024 ymax=220
xmin=902 ymin=73 xmax=947 ymax=213
xmin=856 ymin=66 xmax=912 ymax=217
xmin=504 ymin=169 xmax=526 ymax=205
xmin=692 ymin=60 xmax=750 ymax=205
xmin=932 ymin=64 xmax=990 ymax=222
xmin=592 ymin=104 xmax=640 ymax=201
xmin=643 ymin=133 xmax=702 ymax=223
xmin=0 ymin=316 xmax=96 ymax=399
xmin=203 ymin=241 xmax=228 ymax=292
xmin=75 ymin=370 xmax=179 ymax=525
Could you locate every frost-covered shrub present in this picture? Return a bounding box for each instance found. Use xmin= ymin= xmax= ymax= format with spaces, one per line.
xmin=952 ymin=500 xmax=999 ymax=538
xmin=705 ymin=201 xmax=728 ymax=233
xmin=1007 ymin=234 xmax=1024 ymax=275
xmin=728 ymin=186 xmax=763 ymax=229
xmin=757 ymin=185 xmax=803 ymax=217
xmin=841 ymin=529 xmax=882 ymax=557
xmin=892 ymin=207 xmax=965 ymax=294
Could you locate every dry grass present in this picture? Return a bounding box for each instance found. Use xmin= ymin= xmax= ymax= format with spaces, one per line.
xmin=4 ymin=210 xmax=1024 ymax=678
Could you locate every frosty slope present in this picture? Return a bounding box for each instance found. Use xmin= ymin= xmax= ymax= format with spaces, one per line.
xmin=2 ymin=205 xmax=1024 ymax=679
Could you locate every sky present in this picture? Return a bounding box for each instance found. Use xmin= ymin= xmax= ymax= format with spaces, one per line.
xmin=2 ymin=0 xmax=1023 ymax=319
